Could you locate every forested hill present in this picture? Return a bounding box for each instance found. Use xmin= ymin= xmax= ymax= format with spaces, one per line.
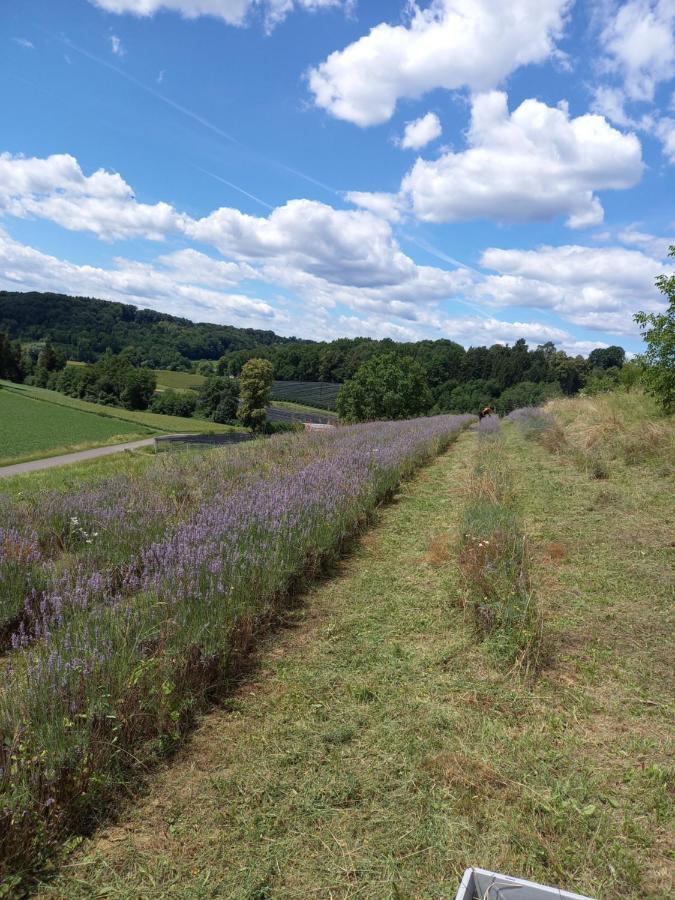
xmin=0 ymin=291 xmax=294 ymax=369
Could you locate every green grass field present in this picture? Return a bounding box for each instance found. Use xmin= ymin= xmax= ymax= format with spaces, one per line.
xmin=153 ymin=370 xmax=206 ymax=392
xmin=0 ymin=380 xmax=241 ymax=439
xmin=0 ymin=388 xmax=154 ymax=466
xmin=43 ymin=399 xmax=674 ymax=899
xmin=270 ymin=399 xmax=338 ymax=417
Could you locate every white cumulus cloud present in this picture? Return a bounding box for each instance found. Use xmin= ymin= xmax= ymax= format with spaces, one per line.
xmin=399 ymin=112 xmax=442 ymax=150
xmin=88 ymin=0 xmax=347 ymax=29
xmin=0 ymin=152 xmax=187 ymax=240
xmin=110 ymin=34 xmax=125 ymax=55
xmin=477 ymin=243 xmax=673 ymax=335
xmin=399 ymin=92 xmax=643 ymax=228
xmin=308 ymin=0 xmax=570 ymax=126
xmin=599 ymin=0 xmax=675 ymax=103
xmin=343 ymin=190 xmax=403 ymax=222
xmin=187 ymin=198 xmax=422 ymax=288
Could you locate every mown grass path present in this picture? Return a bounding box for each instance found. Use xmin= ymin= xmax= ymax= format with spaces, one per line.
xmin=42 ymin=428 xmax=673 ymax=899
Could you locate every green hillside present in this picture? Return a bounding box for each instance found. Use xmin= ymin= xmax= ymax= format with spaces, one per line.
xmin=0 ymin=381 xmax=243 ymax=464
xmin=0 ymin=291 xmax=294 ymax=369
xmin=0 ymin=387 xmax=153 ymax=466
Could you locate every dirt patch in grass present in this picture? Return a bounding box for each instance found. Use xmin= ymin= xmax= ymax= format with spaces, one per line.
xmin=425 ymin=533 xmax=452 ymax=566
xmin=543 ymin=541 xmax=568 ymax=561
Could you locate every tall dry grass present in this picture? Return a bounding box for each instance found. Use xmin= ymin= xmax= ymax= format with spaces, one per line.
xmin=542 ymin=391 xmax=674 ymax=474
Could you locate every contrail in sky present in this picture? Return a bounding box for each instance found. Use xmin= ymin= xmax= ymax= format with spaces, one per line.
xmin=193 ymin=165 xmax=274 ymax=210
xmin=56 ymin=32 xmax=339 ymax=200
xmin=44 ymin=28 xmax=479 ymax=281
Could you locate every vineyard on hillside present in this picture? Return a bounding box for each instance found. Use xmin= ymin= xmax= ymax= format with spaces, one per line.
xmin=271 ymin=380 xmax=341 ymax=410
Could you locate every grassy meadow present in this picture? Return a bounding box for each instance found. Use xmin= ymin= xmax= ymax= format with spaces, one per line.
xmin=0 ymin=388 xmax=153 ymax=466
xmin=153 ymin=370 xmax=206 ymax=392
xmin=0 ymin=392 xmax=672 ymax=897
xmin=38 ymin=392 xmax=673 ymax=899
xmin=0 ymin=381 xmax=244 ymax=466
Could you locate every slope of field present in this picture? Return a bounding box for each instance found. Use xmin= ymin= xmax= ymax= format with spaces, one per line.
xmin=0 ymin=388 xmax=153 ymax=466
xmin=43 ymin=398 xmax=674 ymax=899
xmin=0 ymin=381 xmax=241 ymax=438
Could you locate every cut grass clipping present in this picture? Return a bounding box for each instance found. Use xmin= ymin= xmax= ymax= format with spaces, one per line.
xmin=458 ymin=417 xmax=544 ymax=672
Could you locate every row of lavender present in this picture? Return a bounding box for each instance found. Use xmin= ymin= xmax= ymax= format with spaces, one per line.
xmin=0 ymin=414 xmax=472 ymax=884
xmin=0 ymin=432 xmax=322 ymax=645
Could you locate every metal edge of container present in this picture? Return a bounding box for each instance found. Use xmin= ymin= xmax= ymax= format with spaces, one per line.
xmin=454 ymin=867 xmax=595 ymax=900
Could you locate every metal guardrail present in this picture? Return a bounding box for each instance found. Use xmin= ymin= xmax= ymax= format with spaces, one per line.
xmin=154 ymin=432 xmax=258 ymax=452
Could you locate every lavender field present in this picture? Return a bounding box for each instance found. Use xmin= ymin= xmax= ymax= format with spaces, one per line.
xmin=0 ymin=414 xmax=471 ymax=884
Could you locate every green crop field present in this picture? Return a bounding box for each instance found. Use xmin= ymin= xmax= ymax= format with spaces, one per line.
xmin=0 ymin=388 xmax=153 ymax=466
xmin=0 ymin=381 xmax=241 ymax=436
xmin=153 ymin=369 xmax=206 ymax=391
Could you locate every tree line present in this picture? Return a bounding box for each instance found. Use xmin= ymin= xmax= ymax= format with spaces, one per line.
xmin=219 ymin=337 xmax=631 ymax=416
xmin=0 ymin=334 xmax=280 ymax=430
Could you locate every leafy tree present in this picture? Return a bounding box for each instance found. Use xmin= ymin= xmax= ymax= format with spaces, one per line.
xmin=120 ymin=367 xmax=156 ymax=410
xmin=494 ymin=380 xmax=561 ymax=414
xmin=150 ymin=389 xmax=197 ymax=418
xmin=337 ymin=353 xmax=432 ymax=422
xmin=588 ymin=345 xmax=626 ymax=370
xmin=617 ymin=359 xmax=644 ymax=392
xmin=552 ymin=352 xmax=588 ymax=395
xmin=197 ymin=376 xmax=240 ymax=423
xmin=434 ymin=378 xmax=499 ymax=415
xmin=583 ymin=367 xmax=621 ymax=395
xmin=33 ymin=338 xmax=67 ymax=387
xmin=634 ymin=246 xmax=675 ymax=411
xmin=237 ymin=359 xmax=273 ymax=431
xmin=53 ymin=352 xmax=156 ymax=410
xmin=0 ymin=330 xmax=24 ymax=382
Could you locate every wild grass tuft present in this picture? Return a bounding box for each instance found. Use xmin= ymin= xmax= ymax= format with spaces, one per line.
xmin=458 ymin=434 xmax=544 ymax=673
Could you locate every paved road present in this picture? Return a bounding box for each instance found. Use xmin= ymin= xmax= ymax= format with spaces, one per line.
xmin=0 ymin=438 xmax=156 ymax=479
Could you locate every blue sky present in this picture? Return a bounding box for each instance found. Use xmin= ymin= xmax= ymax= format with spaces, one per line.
xmin=1 ymin=0 xmax=673 ymax=355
